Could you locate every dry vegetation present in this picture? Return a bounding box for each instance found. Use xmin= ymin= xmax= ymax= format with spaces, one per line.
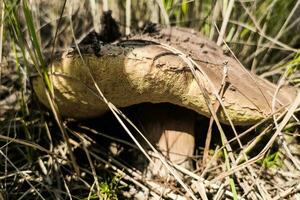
xmin=1 ymin=0 xmax=300 ymax=199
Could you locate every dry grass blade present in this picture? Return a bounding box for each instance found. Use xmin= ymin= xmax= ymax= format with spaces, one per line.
xmin=238 ymin=0 xmax=298 ymax=53
xmin=260 ymin=0 xmax=300 ymax=62
xmin=44 ymin=87 xmax=80 ymax=175
xmin=0 ymin=134 xmax=63 ymax=159
xmin=155 ymin=0 xmax=170 ymax=27
xmin=0 ymin=1 xmax=4 ymax=64
xmin=70 ymin=130 xmax=102 ymax=198
xmin=272 ymin=69 xmax=300 ymax=171
xmin=49 ymin=0 xmax=67 ymax=65
xmin=102 ymin=0 xmax=108 ymax=11
xmin=0 ymin=150 xmax=46 ymax=200
xmin=125 ymin=0 xmax=131 ymax=35
xmin=272 ymin=184 xmax=300 ymax=200
xmin=194 ymin=181 xmax=209 ymax=200
xmin=203 ymin=63 xmax=229 ymax=165
xmin=2 ymin=1 xmax=300 ymax=199
xmin=217 ymin=0 xmax=235 ymax=46
xmin=209 ymin=91 xmax=300 ymax=184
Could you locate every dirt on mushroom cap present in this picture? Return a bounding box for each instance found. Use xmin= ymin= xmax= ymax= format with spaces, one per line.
xmin=32 ymin=27 xmax=298 ymax=126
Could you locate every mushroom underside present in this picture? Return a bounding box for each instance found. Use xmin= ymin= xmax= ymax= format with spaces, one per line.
xmin=126 ymin=103 xmax=196 ymax=178
xmin=33 ymin=27 xmax=297 ymax=177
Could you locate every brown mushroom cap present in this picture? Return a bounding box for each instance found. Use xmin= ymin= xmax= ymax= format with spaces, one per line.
xmin=33 ymin=27 xmax=297 ymax=125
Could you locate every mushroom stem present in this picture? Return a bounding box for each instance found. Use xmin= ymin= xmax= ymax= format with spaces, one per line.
xmin=136 ymin=104 xmax=195 ymax=177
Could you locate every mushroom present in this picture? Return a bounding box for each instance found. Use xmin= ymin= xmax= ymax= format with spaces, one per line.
xmin=33 ymin=27 xmax=297 ymax=177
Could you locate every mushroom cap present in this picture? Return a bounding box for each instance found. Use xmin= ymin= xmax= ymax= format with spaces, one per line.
xmin=33 ymin=27 xmax=297 ymax=125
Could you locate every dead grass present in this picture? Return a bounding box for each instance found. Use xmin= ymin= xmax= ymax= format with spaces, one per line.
xmin=1 ymin=0 xmax=300 ymax=199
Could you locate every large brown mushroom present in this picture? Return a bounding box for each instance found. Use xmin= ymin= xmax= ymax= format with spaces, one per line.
xmin=33 ymin=27 xmax=297 ymax=177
